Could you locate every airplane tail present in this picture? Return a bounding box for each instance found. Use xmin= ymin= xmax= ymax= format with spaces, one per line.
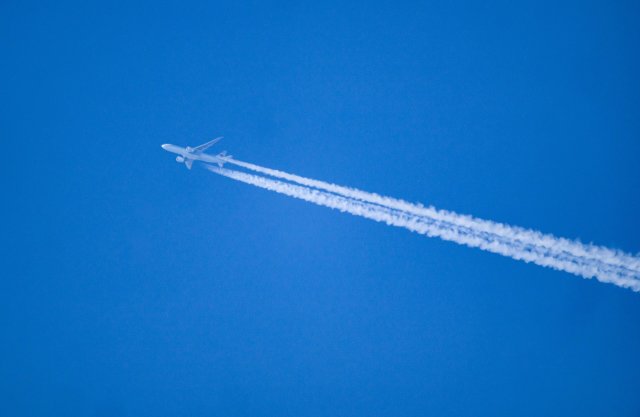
xmin=217 ymin=151 xmax=232 ymax=167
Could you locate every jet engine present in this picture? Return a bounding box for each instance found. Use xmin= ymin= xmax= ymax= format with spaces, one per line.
xmin=176 ymin=156 xmax=185 ymax=163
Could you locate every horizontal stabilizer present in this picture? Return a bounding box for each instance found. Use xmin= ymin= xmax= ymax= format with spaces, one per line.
xmin=216 ymin=151 xmax=232 ymax=167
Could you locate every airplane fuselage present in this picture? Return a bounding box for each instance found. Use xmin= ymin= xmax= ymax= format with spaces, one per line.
xmin=161 ymin=143 xmax=228 ymax=168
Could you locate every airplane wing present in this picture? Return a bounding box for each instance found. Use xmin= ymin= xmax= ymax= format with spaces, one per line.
xmin=192 ymin=136 xmax=223 ymax=153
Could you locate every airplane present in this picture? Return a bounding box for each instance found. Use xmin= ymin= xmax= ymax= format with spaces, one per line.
xmin=161 ymin=137 xmax=231 ymax=169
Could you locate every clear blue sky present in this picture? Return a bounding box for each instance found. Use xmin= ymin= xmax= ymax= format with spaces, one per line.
xmin=2 ymin=1 xmax=640 ymax=415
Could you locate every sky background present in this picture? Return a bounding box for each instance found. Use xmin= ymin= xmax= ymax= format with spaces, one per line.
xmin=2 ymin=0 xmax=640 ymax=416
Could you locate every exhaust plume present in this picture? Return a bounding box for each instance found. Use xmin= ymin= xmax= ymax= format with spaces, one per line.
xmin=226 ymin=159 xmax=639 ymax=273
xmin=207 ymin=165 xmax=640 ymax=292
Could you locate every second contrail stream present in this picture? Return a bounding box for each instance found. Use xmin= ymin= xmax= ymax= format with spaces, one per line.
xmin=206 ymin=165 xmax=640 ymax=292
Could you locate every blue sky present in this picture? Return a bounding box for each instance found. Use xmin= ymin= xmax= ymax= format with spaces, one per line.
xmin=2 ymin=0 xmax=640 ymax=415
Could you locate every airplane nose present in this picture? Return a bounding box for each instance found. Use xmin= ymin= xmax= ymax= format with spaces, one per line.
xmin=161 ymin=144 xmax=169 ymax=150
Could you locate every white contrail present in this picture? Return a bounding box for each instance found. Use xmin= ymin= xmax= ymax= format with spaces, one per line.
xmin=207 ymin=165 xmax=640 ymax=292
xmin=226 ymin=158 xmax=640 ymax=273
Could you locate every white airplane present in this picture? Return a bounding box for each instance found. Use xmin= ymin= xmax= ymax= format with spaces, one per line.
xmin=161 ymin=137 xmax=231 ymax=169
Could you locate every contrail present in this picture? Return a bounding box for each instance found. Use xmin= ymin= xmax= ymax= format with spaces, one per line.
xmin=226 ymin=158 xmax=640 ymax=274
xmin=207 ymin=165 xmax=640 ymax=292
